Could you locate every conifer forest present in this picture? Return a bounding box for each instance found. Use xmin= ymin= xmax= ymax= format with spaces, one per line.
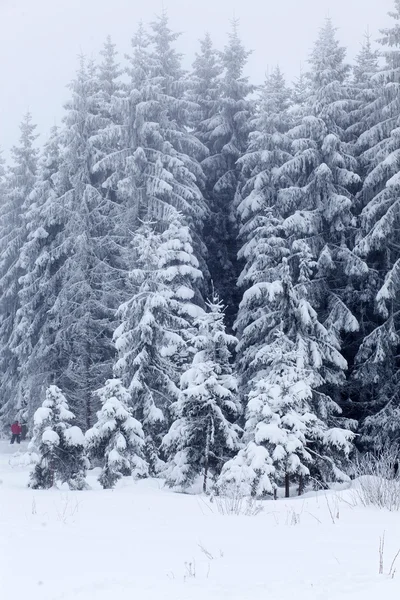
xmin=2 ymin=0 xmax=400 ymax=497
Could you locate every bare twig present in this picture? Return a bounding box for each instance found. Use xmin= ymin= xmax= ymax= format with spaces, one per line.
xmin=379 ymin=532 xmax=385 ymax=575
xmin=389 ymin=549 xmax=400 ymax=578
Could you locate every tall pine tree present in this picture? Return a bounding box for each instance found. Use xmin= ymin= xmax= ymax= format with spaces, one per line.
xmin=0 ymin=113 xmax=38 ymax=427
xmin=199 ymin=21 xmax=253 ymax=326
xmin=353 ymin=1 xmax=400 ymax=447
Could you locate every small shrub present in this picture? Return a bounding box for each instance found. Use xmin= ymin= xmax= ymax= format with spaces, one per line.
xmin=351 ymin=445 xmax=400 ymax=511
xmin=211 ymin=485 xmax=263 ymax=516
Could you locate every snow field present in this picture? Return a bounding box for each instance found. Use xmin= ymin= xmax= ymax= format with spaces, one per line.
xmin=1 ymin=442 xmax=400 ymax=600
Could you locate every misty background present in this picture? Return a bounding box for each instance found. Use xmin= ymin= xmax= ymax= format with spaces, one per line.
xmin=0 ymin=0 xmax=393 ymax=156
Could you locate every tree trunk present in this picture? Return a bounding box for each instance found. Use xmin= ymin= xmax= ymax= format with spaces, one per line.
xmin=203 ymin=419 xmax=211 ymax=494
xmin=85 ymin=324 xmax=91 ymax=431
xmin=285 ymin=473 xmax=290 ymax=498
xmin=298 ymin=474 xmax=304 ymax=496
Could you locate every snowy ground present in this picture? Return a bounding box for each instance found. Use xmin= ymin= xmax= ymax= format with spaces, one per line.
xmin=1 ymin=441 xmax=400 ymax=599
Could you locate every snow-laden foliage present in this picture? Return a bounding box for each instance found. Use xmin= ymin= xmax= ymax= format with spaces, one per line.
xmin=114 ymin=215 xmax=203 ymax=473
xmin=94 ymin=16 xmax=207 ymax=270
xmin=273 ymin=20 xmax=364 ymax=400
xmin=348 ymin=31 xmax=380 ymax=149
xmin=8 ymin=126 xmax=63 ymax=425
xmin=14 ymin=58 xmax=124 ymax=429
xmin=163 ymin=295 xmax=241 ymax=492
xmin=198 ymin=21 xmax=254 ymax=326
xmin=4 ymin=7 xmax=400 ymax=489
xmin=29 ymin=386 xmax=88 ymax=490
xmin=0 ymin=114 xmax=38 ymax=425
xmin=235 ymin=66 xmax=294 ymax=386
xmin=188 ymin=33 xmax=223 ymax=143
xmin=351 ymin=3 xmax=400 ymax=446
xmin=86 ymin=378 xmax=148 ymax=488
xmin=219 ymin=262 xmax=354 ymax=498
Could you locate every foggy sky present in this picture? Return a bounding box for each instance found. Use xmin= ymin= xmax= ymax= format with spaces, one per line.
xmin=0 ymin=0 xmax=394 ymax=158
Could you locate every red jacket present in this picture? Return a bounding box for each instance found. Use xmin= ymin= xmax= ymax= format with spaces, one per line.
xmin=11 ymin=423 xmax=22 ymax=435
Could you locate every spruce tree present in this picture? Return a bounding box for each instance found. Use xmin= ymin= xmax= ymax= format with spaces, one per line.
xmin=114 ymin=215 xmax=203 ymax=474
xmin=353 ymin=1 xmax=400 ymax=446
xmin=276 ymin=19 xmax=364 ymax=369
xmin=29 ymin=386 xmax=88 ymax=490
xmin=95 ymin=17 xmax=207 ymax=266
xmin=22 ymin=58 xmax=122 ymax=428
xmin=235 ymin=66 xmax=294 ymax=389
xmin=86 ymin=378 xmax=148 ymax=488
xmin=10 ymin=126 xmax=63 ymax=424
xmin=0 ymin=113 xmax=38 ymax=426
xmin=188 ymin=33 xmax=223 ymax=147
xmin=163 ymin=295 xmax=240 ymax=492
xmin=200 ymin=21 xmax=253 ymax=326
xmin=219 ymin=262 xmax=354 ymax=498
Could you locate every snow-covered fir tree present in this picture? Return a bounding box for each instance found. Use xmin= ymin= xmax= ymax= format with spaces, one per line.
xmin=199 ymin=21 xmax=253 ymax=326
xmin=291 ymin=66 xmax=311 ymax=118
xmin=347 ymin=31 xmax=380 ymax=165
xmin=4 ymin=5 xmax=400 ymax=488
xmin=275 ymin=19 xmax=364 ymax=379
xmin=234 ymin=66 xmax=295 ymax=390
xmin=29 ymin=386 xmax=87 ymax=490
xmin=337 ymin=32 xmax=382 ymax=427
xmin=94 ymin=16 xmax=208 ymax=273
xmin=19 ymin=58 xmax=123 ymax=429
xmin=86 ymin=378 xmax=148 ymax=488
xmin=219 ymin=262 xmax=355 ymax=498
xmin=113 ymin=215 xmax=203 ymax=474
xmin=353 ymin=32 xmax=380 ymax=88
xmin=97 ymin=36 xmax=123 ymax=120
xmin=188 ymin=33 xmax=223 ymax=147
xmin=9 ymin=126 xmax=63 ymax=426
xmin=0 ymin=113 xmax=38 ymax=427
xmin=352 ymin=1 xmax=400 ymax=447
xmin=163 ymin=294 xmax=240 ymax=492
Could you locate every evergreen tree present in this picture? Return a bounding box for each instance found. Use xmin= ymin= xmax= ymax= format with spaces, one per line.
xmin=22 ymin=58 xmax=122 ymax=428
xmin=235 ymin=66 xmax=294 ymax=389
xmin=10 ymin=126 xmax=63 ymax=424
xmin=200 ymin=21 xmax=253 ymax=326
xmin=188 ymin=33 xmax=223 ymax=146
xmin=353 ymin=1 xmax=400 ymax=446
xmin=276 ymin=19 xmax=364 ymax=370
xmin=353 ymin=31 xmax=380 ymax=87
xmin=219 ymin=262 xmax=354 ymax=498
xmin=97 ymin=36 xmax=123 ymax=118
xmin=114 ymin=215 xmax=203 ymax=474
xmin=29 ymin=386 xmax=88 ymax=490
xmin=230 ymin=26 xmax=359 ymax=495
xmin=95 ymin=17 xmax=208 ymax=267
xmin=0 ymin=113 xmax=38 ymax=427
xmin=86 ymin=378 xmax=148 ymax=488
xmin=163 ymin=295 xmax=240 ymax=492
xmin=292 ymin=66 xmax=311 ymax=117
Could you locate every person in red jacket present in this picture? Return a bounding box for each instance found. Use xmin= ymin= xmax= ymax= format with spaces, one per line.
xmin=10 ymin=421 xmax=22 ymax=445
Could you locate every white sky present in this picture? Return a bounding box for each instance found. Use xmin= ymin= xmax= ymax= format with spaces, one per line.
xmin=0 ymin=0 xmax=394 ymax=158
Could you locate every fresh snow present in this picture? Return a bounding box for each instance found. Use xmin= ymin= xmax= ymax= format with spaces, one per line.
xmin=1 ymin=442 xmax=400 ymax=600
xmin=41 ymin=429 xmax=60 ymax=445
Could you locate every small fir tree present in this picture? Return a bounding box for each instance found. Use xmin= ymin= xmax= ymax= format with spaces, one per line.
xmin=29 ymin=386 xmax=88 ymax=490
xmin=86 ymin=378 xmax=148 ymax=489
xmin=220 ymin=262 xmax=355 ymax=498
xmin=163 ymin=295 xmax=241 ymax=492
